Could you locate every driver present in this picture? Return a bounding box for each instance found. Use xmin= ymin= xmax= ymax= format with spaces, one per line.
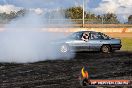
xmin=81 ymin=32 xmax=89 ymax=42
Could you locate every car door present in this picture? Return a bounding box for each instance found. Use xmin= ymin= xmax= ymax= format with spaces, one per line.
xmin=68 ymin=32 xmax=90 ymax=51
xmin=87 ymin=32 xmax=104 ymax=51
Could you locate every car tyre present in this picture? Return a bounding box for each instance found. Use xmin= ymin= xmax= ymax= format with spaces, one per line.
xmin=101 ymin=45 xmax=111 ymax=53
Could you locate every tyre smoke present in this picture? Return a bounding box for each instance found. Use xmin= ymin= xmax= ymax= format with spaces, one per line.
xmin=0 ymin=9 xmax=74 ymax=63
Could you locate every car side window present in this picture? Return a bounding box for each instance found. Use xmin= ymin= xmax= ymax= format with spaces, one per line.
xmin=70 ymin=32 xmax=82 ymax=40
xmin=90 ymin=33 xmax=103 ymax=40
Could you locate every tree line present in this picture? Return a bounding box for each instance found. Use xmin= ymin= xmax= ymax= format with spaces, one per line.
xmin=0 ymin=7 xmax=131 ymax=24
xmin=65 ymin=7 xmax=132 ymax=24
xmin=0 ymin=9 xmax=26 ymax=24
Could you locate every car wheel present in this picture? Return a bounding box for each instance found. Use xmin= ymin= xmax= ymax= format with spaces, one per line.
xmin=60 ymin=44 xmax=69 ymax=54
xmin=101 ymin=45 xmax=111 ymax=53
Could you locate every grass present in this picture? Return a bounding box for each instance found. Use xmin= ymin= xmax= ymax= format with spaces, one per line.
xmin=121 ymin=38 xmax=132 ymax=51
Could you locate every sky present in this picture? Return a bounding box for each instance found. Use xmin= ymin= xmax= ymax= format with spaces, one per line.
xmin=0 ymin=0 xmax=132 ymax=22
xmin=0 ymin=0 xmax=101 ymax=9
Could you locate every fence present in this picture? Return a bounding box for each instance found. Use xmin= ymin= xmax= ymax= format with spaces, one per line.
xmin=41 ymin=19 xmax=132 ymax=28
xmin=0 ymin=19 xmax=132 ymax=28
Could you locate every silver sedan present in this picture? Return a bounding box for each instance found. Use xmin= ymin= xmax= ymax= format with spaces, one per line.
xmin=54 ymin=31 xmax=122 ymax=53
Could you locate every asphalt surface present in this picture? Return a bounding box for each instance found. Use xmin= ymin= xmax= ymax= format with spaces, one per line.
xmin=0 ymin=51 xmax=132 ymax=88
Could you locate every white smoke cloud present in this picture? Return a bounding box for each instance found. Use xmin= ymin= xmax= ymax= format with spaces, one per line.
xmin=93 ymin=0 xmax=132 ymax=22
xmin=0 ymin=4 xmax=45 ymax=15
xmin=0 ymin=0 xmax=76 ymax=63
xmin=30 ymin=8 xmax=44 ymax=15
xmin=33 ymin=8 xmax=44 ymax=15
xmin=0 ymin=5 xmax=21 ymax=14
xmin=0 ymin=7 xmax=74 ymax=63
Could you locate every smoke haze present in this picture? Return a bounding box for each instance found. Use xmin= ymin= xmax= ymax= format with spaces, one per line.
xmin=0 ymin=4 xmax=21 ymax=14
xmin=0 ymin=6 xmax=74 ymax=63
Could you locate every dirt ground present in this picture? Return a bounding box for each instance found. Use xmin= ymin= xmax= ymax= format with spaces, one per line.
xmin=63 ymin=32 xmax=132 ymax=38
xmin=0 ymin=51 xmax=132 ymax=88
xmin=106 ymin=33 xmax=132 ymax=38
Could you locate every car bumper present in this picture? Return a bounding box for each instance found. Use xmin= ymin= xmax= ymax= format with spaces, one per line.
xmin=111 ymin=44 xmax=122 ymax=50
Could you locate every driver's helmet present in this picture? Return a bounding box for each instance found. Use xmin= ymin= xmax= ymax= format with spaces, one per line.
xmin=83 ymin=33 xmax=89 ymax=39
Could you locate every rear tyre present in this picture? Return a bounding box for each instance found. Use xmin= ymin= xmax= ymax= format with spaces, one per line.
xmin=101 ymin=45 xmax=111 ymax=53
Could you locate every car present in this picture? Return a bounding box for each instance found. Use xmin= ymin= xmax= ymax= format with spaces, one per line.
xmin=54 ymin=31 xmax=122 ymax=53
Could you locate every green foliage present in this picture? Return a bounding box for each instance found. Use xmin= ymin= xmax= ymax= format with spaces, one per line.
xmin=102 ymin=13 xmax=120 ymax=24
xmin=65 ymin=7 xmax=120 ymax=24
xmin=128 ymin=15 xmax=132 ymax=24
xmin=65 ymin=6 xmax=84 ymax=19
xmin=0 ymin=6 xmax=131 ymax=24
xmin=121 ymin=38 xmax=132 ymax=51
xmin=0 ymin=9 xmax=26 ymax=23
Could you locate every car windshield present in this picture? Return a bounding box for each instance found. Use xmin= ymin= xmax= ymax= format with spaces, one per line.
xmin=101 ymin=33 xmax=110 ymax=39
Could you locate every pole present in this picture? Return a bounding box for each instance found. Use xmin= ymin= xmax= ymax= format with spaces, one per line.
xmin=83 ymin=0 xmax=85 ymax=27
xmin=102 ymin=16 xmax=103 ymax=24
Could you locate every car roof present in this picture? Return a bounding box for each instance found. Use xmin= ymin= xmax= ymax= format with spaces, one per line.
xmin=76 ymin=31 xmax=99 ymax=33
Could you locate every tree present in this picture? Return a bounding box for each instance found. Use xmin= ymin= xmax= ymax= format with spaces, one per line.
xmin=65 ymin=7 xmax=120 ymax=24
xmin=16 ymin=9 xmax=26 ymax=17
xmin=0 ymin=9 xmax=26 ymax=24
xmin=65 ymin=6 xmax=86 ymax=19
xmin=102 ymin=13 xmax=119 ymax=24
xmin=128 ymin=15 xmax=132 ymax=24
